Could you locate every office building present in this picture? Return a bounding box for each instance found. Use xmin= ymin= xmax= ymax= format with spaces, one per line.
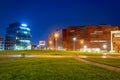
xmin=5 ymin=22 xmax=32 ymax=50
xmin=0 ymin=36 xmax=4 ymax=50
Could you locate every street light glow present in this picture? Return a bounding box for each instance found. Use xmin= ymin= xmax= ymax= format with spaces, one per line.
xmin=54 ymin=33 xmax=59 ymax=38
xmin=84 ymin=45 xmax=87 ymax=48
xmin=80 ymin=40 xmax=84 ymax=44
xmin=73 ymin=37 xmax=76 ymax=41
xmin=54 ymin=32 xmax=59 ymax=51
xmin=49 ymin=41 xmax=52 ymax=44
xmin=103 ymin=44 xmax=107 ymax=49
xmin=73 ymin=37 xmax=76 ymax=51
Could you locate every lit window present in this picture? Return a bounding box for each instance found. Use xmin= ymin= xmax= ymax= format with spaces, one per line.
xmin=24 ymin=31 xmax=28 ymax=34
xmin=21 ymin=24 xmax=27 ymax=27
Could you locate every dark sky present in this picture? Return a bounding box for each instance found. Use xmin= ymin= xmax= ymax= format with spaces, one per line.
xmin=0 ymin=0 xmax=120 ymax=45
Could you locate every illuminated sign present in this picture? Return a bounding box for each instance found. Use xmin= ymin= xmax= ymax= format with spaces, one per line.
xmin=39 ymin=41 xmax=46 ymax=46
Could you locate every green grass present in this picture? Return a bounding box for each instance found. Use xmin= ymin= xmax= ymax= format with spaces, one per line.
xmin=84 ymin=58 xmax=120 ymax=68
xmin=0 ymin=50 xmax=72 ymax=54
xmin=0 ymin=50 xmax=104 ymax=56
xmin=0 ymin=58 xmax=120 ymax=80
xmin=107 ymin=53 xmax=120 ymax=56
xmin=1 ymin=50 xmax=120 ymax=56
xmin=0 ymin=57 xmax=17 ymax=60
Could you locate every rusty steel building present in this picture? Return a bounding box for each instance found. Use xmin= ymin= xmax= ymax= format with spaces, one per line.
xmin=47 ymin=24 xmax=120 ymax=52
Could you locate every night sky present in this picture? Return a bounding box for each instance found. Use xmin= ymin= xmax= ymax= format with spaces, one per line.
xmin=0 ymin=0 xmax=120 ymax=45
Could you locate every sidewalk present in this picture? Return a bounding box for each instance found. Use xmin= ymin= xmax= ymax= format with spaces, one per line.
xmin=73 ymin=55 xmax=120 ymax=71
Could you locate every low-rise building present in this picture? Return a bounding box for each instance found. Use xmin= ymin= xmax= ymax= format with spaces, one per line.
xmin=47 ymin=24 xmax=120 ymax=52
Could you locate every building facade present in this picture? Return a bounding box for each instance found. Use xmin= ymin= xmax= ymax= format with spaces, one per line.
xmin=47 ymin=24 xmax=120 ymax=52
xmin=0 ymin=36 xmax=4 ymax=50
xmin=5 ymin=22 xmax=32 ymax=50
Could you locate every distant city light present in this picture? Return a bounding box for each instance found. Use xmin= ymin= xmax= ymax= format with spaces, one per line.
xmin=21 ymin=24 xmax=27 ymax=27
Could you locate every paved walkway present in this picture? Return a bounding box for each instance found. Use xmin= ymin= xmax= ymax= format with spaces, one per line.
xmin=1 ymin=54 xmax=120 ymax=58
xmin=73 ymin=55 xmax=120 ymax=71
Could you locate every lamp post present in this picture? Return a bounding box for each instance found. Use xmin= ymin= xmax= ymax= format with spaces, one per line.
xmin=111 ymin=31 xmax=114 ymax=52
xmin=103 ymin=44 xmax=107 ymax=52
xmin=54 ymin=32 xmax=59 ymax=51
xmin=49 ymin=40 xmax=52 ymax=50
xmin=73 ymin=37 xmax=76 ymax=51
xmin=83 ymin=45 xmax=87 ymax=52
xmin=49 ymin=40 xmax=52 ymax=45
xmin=84 ymin=45 xmax=87 ymax=48
xmin=80 ymin=40 xmax=84 ymax=44
xmin=80 ymin=40 xmax=84 ymax=51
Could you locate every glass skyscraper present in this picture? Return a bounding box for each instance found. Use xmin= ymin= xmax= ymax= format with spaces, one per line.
xmin=5 ymin=22 xmax=32 ymax=50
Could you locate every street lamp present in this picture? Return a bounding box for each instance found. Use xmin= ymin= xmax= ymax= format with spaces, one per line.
xmin=80 ymin=40 xmax=84 ymax=50
xmin=103 ymin=44 xmax=107 ymax=49
xmin=80 ymin=40 xmax=84 ymax=44
xmin=54 ymin=32 xmax=59 ymax=50
xmin=49 ymin=40 xmax=52 ymax=49
xmin=73 ymin=37 xmax=76 ymax=51
xmin=83 ymin=45 xmax=87 ymax=52
xmin=84 ymin=45 xmax=87 ymax=48
xmin=49 ymin=40 xmax=52 ymax=44
xmin=103 ymin=44 xmax=107 ymax=52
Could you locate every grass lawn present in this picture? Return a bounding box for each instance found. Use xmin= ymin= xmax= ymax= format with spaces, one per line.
xmin=0 ymin=50 xmax=74 ymax=55
xmin=0 ymin=58 xmax=120 ymax=80
xmin=0 ymin=57 xmax=17 ymax=61
xmin=0 ymin=50 xmax=104 ymax=56
xmin=84 ymin=58 xmax=120 ymax=68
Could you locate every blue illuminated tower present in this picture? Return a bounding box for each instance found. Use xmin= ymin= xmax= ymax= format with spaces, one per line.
xmin=5 ymin=22 xmax=32 ymax=50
